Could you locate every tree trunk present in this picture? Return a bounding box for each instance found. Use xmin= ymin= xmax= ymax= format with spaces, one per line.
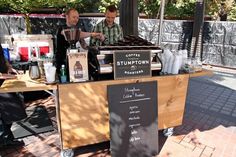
xmin=25 ymin=14 xmax=32 ymax=34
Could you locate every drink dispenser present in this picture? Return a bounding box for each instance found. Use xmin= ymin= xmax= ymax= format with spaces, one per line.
xmin=29 ymin=61 xmax=41 ymax=79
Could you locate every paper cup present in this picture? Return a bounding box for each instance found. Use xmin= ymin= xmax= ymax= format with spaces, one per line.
xmin=44 ymin=66 xmax=56 ymax=83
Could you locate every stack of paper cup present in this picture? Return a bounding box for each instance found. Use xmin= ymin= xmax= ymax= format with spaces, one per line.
xmin=162 ymin=49 xmax=173 ymax=73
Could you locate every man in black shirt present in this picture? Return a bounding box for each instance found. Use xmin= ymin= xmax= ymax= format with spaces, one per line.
xmin=55 ymin=8 xmax=104 ymax=77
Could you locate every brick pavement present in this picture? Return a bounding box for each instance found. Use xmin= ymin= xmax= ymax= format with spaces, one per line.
xmin=1 ymin=68 xmax=236 ymax=157
xmin=159 ymin=73 xmax=236 ymax=157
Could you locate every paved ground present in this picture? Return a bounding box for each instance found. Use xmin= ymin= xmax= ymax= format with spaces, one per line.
xmin=159 ymin=67 xmax=236 ymax=157
xmin=1 ymin=66 xmax=236 ymax=157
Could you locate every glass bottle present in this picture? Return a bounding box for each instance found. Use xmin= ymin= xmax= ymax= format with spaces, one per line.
xmin=60 ymin=64 xmax=67 ymax=83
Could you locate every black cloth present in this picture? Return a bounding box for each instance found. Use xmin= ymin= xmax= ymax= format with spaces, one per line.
xmin=55 ymin=25 xmax=70 ymax=75
xmin=0 ymin=43 xmax=27 ymax=123
xmin=0 ymin=121 xmax=14 ymax=145
xmin=0 ymin=44 xmax=8 ymax=74
xmin=0 ymin=93 xmax=27 ymax=124
xmin=0 ymin=44 xmax=8 ymax=86
xmin=0 ymin=43 xmax=27 ymax=144
xmin=87 ymin=47 xmax=99 ymax=80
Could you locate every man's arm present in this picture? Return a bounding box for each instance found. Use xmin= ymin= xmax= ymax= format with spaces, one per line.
xmin=89 ymin=22 xmax=104 ymax=46
xmin=0 ymin=58 xmax=19 ymax=79
xmin=80 ymin=31 xmax=103 ymax=40
xmin=89 ymin=26 xmax=97 ymax=46
xmin=0 ymin=72 xmax=17 ymax=79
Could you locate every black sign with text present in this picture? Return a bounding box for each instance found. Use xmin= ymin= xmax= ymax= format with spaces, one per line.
xmin=107 ymin=81 xmax=158 ymax=157
xmin=114 ymin=50 xmax=151 ymax=79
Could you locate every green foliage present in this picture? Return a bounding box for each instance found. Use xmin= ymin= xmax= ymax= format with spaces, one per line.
xmin=165 ymin=4 xmax=181 ymax=18
xmin=1 ymin=0 xmax=236 ymax=21
xmin=165 ymin=0 xmax=196 ymax=19
xmin=205 ymin=0 xmax=234 ymax=20
xmin=138 ymin=0 xmax=196 ymax=19
xmin=5 ymin=0 xmax=47 ymax=14
xmin=76 ymin=0 xmax=100 ymax=13
xmin=0 ymin=0 xmax=10 ymax=12
xmin=205 ymin=0 xmax=221 ymax=19
xmin=2 ymin=0 xmax=57 ymax=33
xmin=228 ymin=2 xmax=236 ymax=21
xmin=0 ymin=0 xmax=7 ymax=5
xmin=0 ymin=0 xmax=99 ymax=14
xmin=139 ymin=0 xmax=160 ymax=18
xmin=98 ymin=0 xmax=120 ymax=13
xmin=51 ymin=0 xmax=100 ymax=13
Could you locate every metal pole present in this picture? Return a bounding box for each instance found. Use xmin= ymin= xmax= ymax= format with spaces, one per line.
xmin=158 ymin=0 xmax=165 ymax=46
xmin=120 ymin=0 xmax=138 ymax=36
xmin=191 ymin=0 xmax=205 ymax=58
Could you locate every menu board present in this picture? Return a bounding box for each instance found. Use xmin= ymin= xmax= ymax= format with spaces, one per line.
xmin=67 ymin=52 xmax=88 ymax=82
xmin=113 ymin=50 xmax=151 ymax=79
xmin=107 ymin=81 xmax=158 ymax=157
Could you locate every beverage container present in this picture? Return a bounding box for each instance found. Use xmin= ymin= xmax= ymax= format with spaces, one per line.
xmin=172 ymin=54 xmax=182 ymax=74
xmin=29 ymin=61 xmax=41 ymax=79
xmin=60 ymin=64 xmax=67 ymax=83
xmin=43 ymin=62 xmax=56 ymax=83
xmin=167 ymin=52 xmax=174 ymax=74
xmin=1 ymin=44 xmax=10 ymax=61
xmin=45 ymin=66 xmax=56 ymax=83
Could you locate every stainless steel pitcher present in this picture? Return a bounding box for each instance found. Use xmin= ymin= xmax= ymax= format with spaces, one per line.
xmin=29 ymin=61 xmax=41 ymax=79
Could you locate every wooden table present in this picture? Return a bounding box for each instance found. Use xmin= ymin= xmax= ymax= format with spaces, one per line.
xmin=0 ymin=73 xmax=57 ymax=93
xmin=0 ymin=70 xmax=213 ymax=153
xmin=0 ymin=72 xmax=62 ymax=152
xmin=57 ymin=70 xmax=213 ymax=150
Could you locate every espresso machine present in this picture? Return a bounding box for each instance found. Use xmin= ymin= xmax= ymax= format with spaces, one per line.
xmin=88 ymin=35 xmax=163 ymax=81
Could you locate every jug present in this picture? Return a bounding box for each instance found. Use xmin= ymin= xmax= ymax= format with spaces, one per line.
xmin=29 ymin=61 xmax=41 ymax=79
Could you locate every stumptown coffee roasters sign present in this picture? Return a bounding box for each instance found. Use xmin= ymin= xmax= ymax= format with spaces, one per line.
xmin=114 ymin=50 xmax=151 ymax=79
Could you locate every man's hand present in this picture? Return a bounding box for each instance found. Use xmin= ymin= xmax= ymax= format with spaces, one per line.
xmin=99 ymin=33 xmax=105 ymax=41
xmin=8 ymin=68 xmax=18 ymax=75
xmin=7 ymin=67 xmax=22 ymax=75
xmin=91 ymin=32 xmax=105 ymax=41
xmin=0 ymin=73 xmax=17 ymax=79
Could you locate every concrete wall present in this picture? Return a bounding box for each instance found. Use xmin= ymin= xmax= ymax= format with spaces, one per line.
xmin=0 ymin=15 xmax=236 ymax=68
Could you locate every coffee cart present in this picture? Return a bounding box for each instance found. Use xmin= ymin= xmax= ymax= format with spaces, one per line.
xmin=0 ymin=63 xmax=212 ymax=157
xmin=57 ymin=70 xmax=212 ymax=157
xmin=56 ymin=36 xmax=212 ymax=156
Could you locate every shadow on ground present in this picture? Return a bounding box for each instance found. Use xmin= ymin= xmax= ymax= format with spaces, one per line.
xmin=175 ymin=72 xmax=236 ymax=135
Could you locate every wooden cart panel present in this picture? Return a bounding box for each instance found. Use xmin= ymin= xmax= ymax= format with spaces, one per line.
xmin=58 ymin=74 xmax=189 ymax=149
